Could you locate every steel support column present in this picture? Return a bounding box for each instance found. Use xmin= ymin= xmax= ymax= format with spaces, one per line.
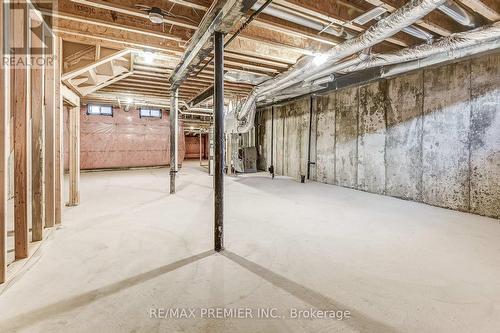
xmin=170 ymin=88 xmax=179 ymax=194
xmin=214 ymin=31 xmax=225 ymax=252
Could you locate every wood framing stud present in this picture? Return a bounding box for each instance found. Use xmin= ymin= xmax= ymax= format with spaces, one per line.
xmin=31 ymin=19 xmax=46 ymax=242
xmin=0 ymin=0 xmax=8 ymax=283
xmin=55 ymin=37 xmax=64 ymax=224
xmin=67 ymin=105 xmax=80 ymax=207
xmin=12 ymin=4 xmax=29 ymax=259
xmin=44 ymin=31 xmax=56 ymax=228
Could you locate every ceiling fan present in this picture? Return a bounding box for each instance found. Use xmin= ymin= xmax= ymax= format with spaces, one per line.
xmin=135 ymin=4 xmax=197 ymax=25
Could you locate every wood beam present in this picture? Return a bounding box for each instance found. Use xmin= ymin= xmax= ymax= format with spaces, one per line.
xmin=12 ymin=4 xmax=30 ymax=259
xmin=458 ymin=0 xmax=500 ymax=21
xmin=69 ymin=0 xmax=198 ymax=30
xmin=61 ymin=84 xmax=81 ymax=107
xmin=31 ymin=19 xmax=45 ymax=242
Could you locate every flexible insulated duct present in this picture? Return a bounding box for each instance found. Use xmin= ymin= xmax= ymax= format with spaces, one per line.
xmin=438 ymin=0 xmax=480 ymax=27
xmin=338 ymin=22 xmax=500 ymax=75
xmin=234 ymin=0 xmax=447 ymax=132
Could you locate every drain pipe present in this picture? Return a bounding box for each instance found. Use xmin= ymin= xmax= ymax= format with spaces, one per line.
xmin=269 ymin=105 xmax=274 ymax=179
xmin=306 ymin=96 xmax=314 ymax=180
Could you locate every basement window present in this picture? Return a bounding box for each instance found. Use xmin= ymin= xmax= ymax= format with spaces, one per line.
xmin=140 ymin=108 xmax=162 ymax=118
xmin=87 ymin=104 xmax=113 ymax=116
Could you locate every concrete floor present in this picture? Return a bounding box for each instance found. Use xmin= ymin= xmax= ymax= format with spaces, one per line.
xmin=0 ymin=161 xmax=499 ymax=333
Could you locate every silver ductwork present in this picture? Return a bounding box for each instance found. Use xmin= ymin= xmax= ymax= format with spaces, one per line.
xmin=234 ymin=0 xmax=447 ymax=132
xmin=251 ymin=3 xmax=355 ymax=39
xmin=438 ymin=0 xmax=480 ymax=27
xmin=401 ymin=25 xmax=434 ymax=42
xmin=338 ymin=22 xmax=500 ymax=75
xmin=224 ymin=70 xmax=270 ymax=85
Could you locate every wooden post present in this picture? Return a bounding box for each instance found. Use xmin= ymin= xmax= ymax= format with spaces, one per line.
xmin=0 ymin=0 xmax=9 ymax=283
xmin=67 ymin=106 xmax=80 ymax=206
xmin=12 ymin=2 xmax=30 ymax=259
xmin=31 ymin=19 xmax=45 ymax=242
xmin=54 ymin=37 xmax=63 ymax=224
xmin=44 ymin=30 xmax=56 ymax=228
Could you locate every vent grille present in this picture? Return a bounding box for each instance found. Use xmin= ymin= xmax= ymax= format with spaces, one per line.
xmin=352 ymin=7 xmax=387 ymax=25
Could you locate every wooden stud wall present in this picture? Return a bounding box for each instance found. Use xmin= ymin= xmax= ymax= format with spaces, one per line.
xmin=12 ymin=2 xmax=30 ymax=260
xmin=68 ymin=105 xmax=80 ymax=206
xmin=44 ymin=31 xmax=56 ymax=228
xmin=31 ymin=19 xmax=45 ymax=242
xmin=0 ymin=0 xmax=8 ymax=283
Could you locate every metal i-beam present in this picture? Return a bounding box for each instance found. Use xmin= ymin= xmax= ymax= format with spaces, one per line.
xmin=170 ymin=88 xmax=179 ymax=194
xmin=214 ymin=31 xmax=225 ymax=252
xmin=169 ymin=0 xmax=258 ymax=88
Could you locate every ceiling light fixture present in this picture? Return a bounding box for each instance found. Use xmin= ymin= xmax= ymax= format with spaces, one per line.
xmin=148 ymin=7 xmax=164 ymax=24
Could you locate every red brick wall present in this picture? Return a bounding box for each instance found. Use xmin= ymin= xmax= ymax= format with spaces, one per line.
xmin=64 ymin=106 xmax=185 ymax=170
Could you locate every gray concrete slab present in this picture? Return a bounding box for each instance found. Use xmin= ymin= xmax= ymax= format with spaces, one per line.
xmin=1 ymin=163 xmax=500 ymax=333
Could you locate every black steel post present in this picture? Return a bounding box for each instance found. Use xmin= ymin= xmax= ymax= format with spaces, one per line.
xmin=170 ymin=88 xmax=179 ymax=194
xmin=214 ymin=31 xmax=225 ymax=252
xmin=307 ymin=96 xmax=313 ymax=180
xmin=269 ymin=106 xmax=275 ymax=179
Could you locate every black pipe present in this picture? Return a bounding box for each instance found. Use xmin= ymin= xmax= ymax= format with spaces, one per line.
xmin=307 ymin=96 xmax=314 ymax=180
xmin=269 ymin=105 xmax=275 ymax=179
xmin=214 ymin=31 xmax=225 ymax=252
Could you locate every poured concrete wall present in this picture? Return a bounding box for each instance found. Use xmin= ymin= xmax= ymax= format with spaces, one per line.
xmin=470 ymin=54 xmax=500 ymax=218
xmin=256 ymin=52 xmax=500 ymax=219
xmin=386 ymin=72 xmax=423 ymax=201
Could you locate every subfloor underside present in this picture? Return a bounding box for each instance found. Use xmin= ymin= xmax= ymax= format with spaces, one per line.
xmin=1 ymin=161 xmax=499 ymax=333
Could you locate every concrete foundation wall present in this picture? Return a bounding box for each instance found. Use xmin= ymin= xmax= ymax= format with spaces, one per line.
xmin=256 ymin=52 xmax=500 ymax=219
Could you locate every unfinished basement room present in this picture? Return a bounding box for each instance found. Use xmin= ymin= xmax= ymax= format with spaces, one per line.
xmin=1 ymin=0 xmax=500 ymax=332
